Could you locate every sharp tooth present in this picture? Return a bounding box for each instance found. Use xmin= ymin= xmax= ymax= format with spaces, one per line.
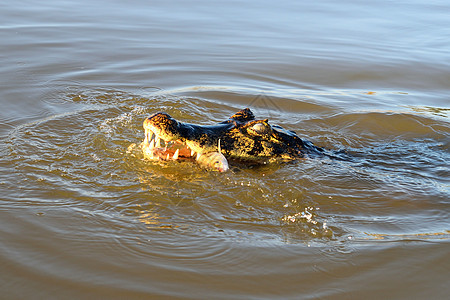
xmin=143 ymin=129 xmax=150 ymax=144
xmin=196 ymin=153 xmax=201 ymax=160
xmin=191 ymin=150 xmax=195 ymax=157
xmin=166 ymin=153 xmax=170 ymax=160
xmin=155 ymin=136 xmax=161 ymax=148
xmin=173 ymin=149 xmax=179 ymax=160
xmin=149 ymin=139 xmax=155 ymax=149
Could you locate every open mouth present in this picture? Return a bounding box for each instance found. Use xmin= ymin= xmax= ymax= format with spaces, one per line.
xmin=142 ymin=128 xmax=197 ymax=161
xmin=141 ymin=127 xmax=229 ymax=172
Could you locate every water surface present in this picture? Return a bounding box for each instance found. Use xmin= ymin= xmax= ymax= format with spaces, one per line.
xmin=1 ymin=0 xmax=449 ymax=299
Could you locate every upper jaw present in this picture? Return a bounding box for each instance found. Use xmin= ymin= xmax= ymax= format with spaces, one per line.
xmin=143 ymin=111 xmax=183 ymax=142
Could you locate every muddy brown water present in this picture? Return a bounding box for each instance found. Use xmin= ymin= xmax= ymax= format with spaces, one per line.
xmin=1 ymin=1 xmax=449 ymax=299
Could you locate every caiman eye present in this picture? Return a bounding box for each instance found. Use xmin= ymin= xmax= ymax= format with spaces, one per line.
xmin=251 ymin=122 xmax=270 ymax=135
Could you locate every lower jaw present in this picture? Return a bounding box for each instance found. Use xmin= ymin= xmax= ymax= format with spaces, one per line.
xmin=141 ymin=142 xmax=194 ymax=161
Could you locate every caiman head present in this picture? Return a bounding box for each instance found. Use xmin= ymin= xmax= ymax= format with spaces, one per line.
xmin=141 ymin=108 xmax=320 ymax=171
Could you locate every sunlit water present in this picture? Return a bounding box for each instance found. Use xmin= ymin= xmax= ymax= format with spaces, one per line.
xmin=1 ymin=0 xmax=449 ymax=299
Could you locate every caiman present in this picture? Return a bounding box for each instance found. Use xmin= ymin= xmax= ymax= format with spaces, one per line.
xmin=141 ymin=108 xmax=325 ymax=172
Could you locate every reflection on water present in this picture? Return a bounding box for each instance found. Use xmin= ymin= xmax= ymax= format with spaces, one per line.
xmin=408 ymin=105 xmax=450 ymax=118
xmin=363 ymin=230 xmax=450 ymax=241
xmin=1 ymin=0 xmax=450 ymax=298
xmin=137 ymin=209 xmax=171 ymax=227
